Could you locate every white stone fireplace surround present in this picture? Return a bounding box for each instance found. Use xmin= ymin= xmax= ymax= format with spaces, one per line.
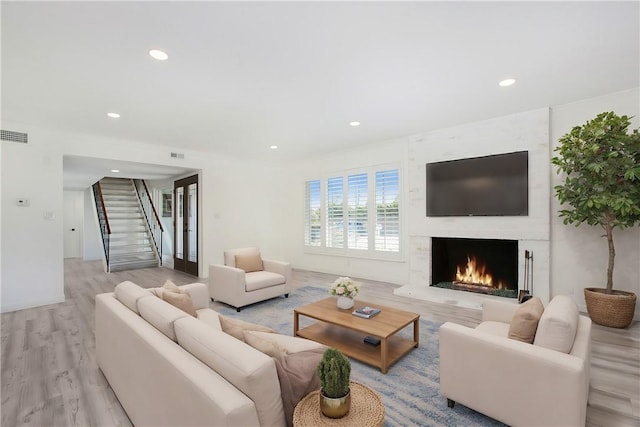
xmin=394 ymin=108 xmax=551 ymax=309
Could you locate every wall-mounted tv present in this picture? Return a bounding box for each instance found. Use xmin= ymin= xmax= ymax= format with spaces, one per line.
xmin=426 ymin=151 xmax=528 ymax=217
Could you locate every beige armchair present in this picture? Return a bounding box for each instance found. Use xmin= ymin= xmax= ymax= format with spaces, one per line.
xmin=439 ymin=295 xmax=592 ymax=427
xmin=208 ymin=247 xmax=291 ymax=312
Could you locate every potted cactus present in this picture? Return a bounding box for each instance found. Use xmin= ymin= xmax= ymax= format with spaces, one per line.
xmin=317 ymin=348 xmax=352 ymax=418
xmin=552 ymin=111 xmax=640 ymax=328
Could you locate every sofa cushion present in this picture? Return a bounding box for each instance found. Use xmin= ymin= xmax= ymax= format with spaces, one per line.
xmin=475 ymin=320 xmax=511 ymax=337
xmin=508 ymin=297 xmax=544 ymax=344
xmin=219 ymin=315 xmax=276 ymax=342
xmin=174 ymin=316 xmax=286 ymax=427
xmin=114 ymin=281 xmax=153 ymax=314
xmin=162 ymin=290 xmax=197 ymax=317
xmin=196 ymin=309 xmax=223 ymax=330
xmin=235 ymin=252 xmax=264 ymax=273
xmin=138 ymin=295 xmax=190 ymax=342
xmin=533 ymin=295 xmax=579 ymax=353
xmin=245 ymin=271 xmax=286 ymax=292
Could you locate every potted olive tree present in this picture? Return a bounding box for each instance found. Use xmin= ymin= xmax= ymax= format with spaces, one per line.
xmin=552 ymin=111 xmax=640 ymax=328
xmin=317 ymin=348 xmax=351 ymax=418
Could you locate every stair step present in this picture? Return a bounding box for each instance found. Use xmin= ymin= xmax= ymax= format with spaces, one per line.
xmin=110 ymin=244 xmax=154 ymax=252
xmin=109 ymin=259 xmax=159 ymax=272
xmin=110 ymin=252 xmax=157 ymax=261
xmin=108 ymin=216 xmax=142 ymax=221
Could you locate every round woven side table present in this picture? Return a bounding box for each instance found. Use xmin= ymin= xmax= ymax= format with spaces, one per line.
xmin=293 ymin=381 xmax=384 ymax=427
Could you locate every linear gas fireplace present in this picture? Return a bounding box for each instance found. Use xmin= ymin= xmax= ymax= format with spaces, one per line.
xmin=431 ymin=237 xmax=518 ymax=298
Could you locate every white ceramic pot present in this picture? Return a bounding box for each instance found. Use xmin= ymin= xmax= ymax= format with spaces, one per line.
xmin=337 ymin=296 xmax=354 ymax=310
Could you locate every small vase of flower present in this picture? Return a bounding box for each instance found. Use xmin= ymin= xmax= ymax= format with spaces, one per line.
xmin=329 ymin=277 xmax=359 ymax=310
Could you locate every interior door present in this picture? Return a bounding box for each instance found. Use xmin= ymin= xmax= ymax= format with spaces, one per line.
xmin=174 ymin=175 xmax=198 ymax=276
xmin=63 ymin=190 xmax=83 ymax=258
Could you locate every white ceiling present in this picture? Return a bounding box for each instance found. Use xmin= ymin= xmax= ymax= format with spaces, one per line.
xmin=3 ymin=1 xmax=639 ymax=166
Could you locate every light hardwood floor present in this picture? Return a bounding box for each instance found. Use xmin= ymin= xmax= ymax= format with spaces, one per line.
xmin=1 ymin=259 xmax=638 ymax=426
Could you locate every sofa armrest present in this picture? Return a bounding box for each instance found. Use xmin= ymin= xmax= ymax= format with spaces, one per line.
xmin=209 ymin=264 xmax=247 ymax=301
xmin=179 ymin=283 xmax=211 ymax=310
xmin=263 ymin=259 xmax=292 ymax=292
xmin=439 ymin=322 xmax=588 ymax=427
xmin=481 ymin=298 xmax=519 ymax=323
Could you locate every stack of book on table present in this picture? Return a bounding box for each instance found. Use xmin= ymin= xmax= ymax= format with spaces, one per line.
xmin=352 ymin=306 xmax=381 ymax=319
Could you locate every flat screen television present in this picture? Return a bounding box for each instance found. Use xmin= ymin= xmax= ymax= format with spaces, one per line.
xmin=426 ymin=151 xmax=528 ymax=217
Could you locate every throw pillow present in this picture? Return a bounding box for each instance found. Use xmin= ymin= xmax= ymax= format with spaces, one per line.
xmin=218 ymin=315 xmax=276 ymax=342
xmin=508 ymin=297 xmax=544 ymax=344
xmin=533 ymin=295 xmax=579 ymax=353
xmin=244 ymin=330 xmax=326 ymax=355
xmin=243 ymin=330 xmax=289 ymax=360
xmin=235 ymin=253 xmax=264 ymax=273
xmin=162 ymin=279 xmax=184 ymax=293
xmin=162 ymin=290 xmax=197 ymax=317
xmin=275 ymin=348 xmax=324 ymax=427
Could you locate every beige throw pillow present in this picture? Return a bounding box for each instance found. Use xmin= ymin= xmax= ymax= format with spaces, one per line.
xmin=243 ymin=330 xmax=289 ymax=360
xmin=162 ymin=290 xmax=197 ymax=317
xmin=218 ymin=315 xmax=276 ymax=342
xmin=157 ymin=279 xmax=197 ymax=317
xmin=235 ymin=253 xmax=264 ymax=273
xmin=508 ymin=297 xmax=544 ymax=344
xmin=163 ymin=279 xmax=183 ymax=293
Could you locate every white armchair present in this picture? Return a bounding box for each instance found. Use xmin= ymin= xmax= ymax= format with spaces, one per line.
xmin=439 ymin=295 xmax=592 ymax=427
xmin=208 ymin=247 xmax=291 ymax=312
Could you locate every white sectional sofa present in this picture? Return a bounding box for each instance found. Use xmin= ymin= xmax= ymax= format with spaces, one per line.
xmin=95 ymin=281 xmax=287 ymax=426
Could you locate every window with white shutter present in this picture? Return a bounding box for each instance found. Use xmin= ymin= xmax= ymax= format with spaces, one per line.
xmin=375 ymin=169 xmax=400 ymax=252
xmin=304 ymin=165 xmax=401 ymax=259
xmin=326 ymin=177 xmax=344 ymax=248
xmin=347 ymin=173 xmax=368 ymax=250
xmin=305 ymin=180 xmax=321 ymax=246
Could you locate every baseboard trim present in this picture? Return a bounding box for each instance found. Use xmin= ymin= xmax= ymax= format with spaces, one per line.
xmin=1 ymin=294 xmax=66 ymax=313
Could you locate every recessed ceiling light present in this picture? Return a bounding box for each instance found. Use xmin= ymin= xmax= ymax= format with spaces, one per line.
xmin=107 ymin=112 xmax=120 ymax=118
xmin=270 ymin=145 xmax=279 ymax=150
xmin=111 ymin=169 xmax=120 ymax=173
xmin=349 ymin=121 xmax=361 ymax=127
xmin=499 ymin=78 xmax=516 ymax=87
xmin=149 ymin=49 xmax=168 ymax=61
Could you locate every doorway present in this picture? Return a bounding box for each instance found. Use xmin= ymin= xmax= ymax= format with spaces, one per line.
xmin=174 ymin=174 xmax=198 ymax=276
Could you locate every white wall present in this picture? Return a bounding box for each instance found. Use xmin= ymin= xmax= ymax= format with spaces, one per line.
xmin=550 ymin=88 xmax=640 ymax=316
xmin=1 ymin=123 xmax=287 ymax=312
xmin=1 ymin=133 xmax=65 ymax=312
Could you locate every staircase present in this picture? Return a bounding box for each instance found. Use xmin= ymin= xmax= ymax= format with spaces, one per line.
xmin=99 ymin=177 xmax=160 ymax=271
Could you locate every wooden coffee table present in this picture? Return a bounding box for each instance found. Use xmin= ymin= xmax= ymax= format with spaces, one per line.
xmin=294 ymin=297 xmax=419 ymax=373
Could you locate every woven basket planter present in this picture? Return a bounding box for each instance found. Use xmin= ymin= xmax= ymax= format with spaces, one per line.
xmin=584 ymin=288 xmax=637 ymax=329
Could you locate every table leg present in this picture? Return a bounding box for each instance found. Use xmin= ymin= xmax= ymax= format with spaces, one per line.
xmin=414 ymin=318 xmax=420 ymax=348
xmin=294 ymin=312 xmax=299 ymax=336
xmin=380 ymin=338 xmax=388 ymax=374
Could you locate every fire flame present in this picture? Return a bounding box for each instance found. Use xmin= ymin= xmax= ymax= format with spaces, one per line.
xmin=455 ymin=256 xmax=500 ymax=288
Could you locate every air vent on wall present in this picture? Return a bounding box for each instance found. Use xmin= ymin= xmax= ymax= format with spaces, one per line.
xmin=1 ymin=130 xmax=28 ymax=143
xmin=170 ymin=152 xmax=185 ymax=159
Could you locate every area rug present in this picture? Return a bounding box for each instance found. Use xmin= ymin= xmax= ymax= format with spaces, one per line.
xmin=215 ymin=286 xmax=506 ymax=427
